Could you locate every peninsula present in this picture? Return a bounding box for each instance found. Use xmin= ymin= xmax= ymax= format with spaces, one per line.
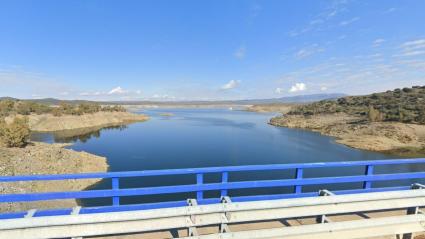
xmin=270 ymin=86 xmax=425 ymax=156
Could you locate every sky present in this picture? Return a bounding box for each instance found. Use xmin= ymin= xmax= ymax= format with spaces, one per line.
xmin=0 ymin=0 xmax=424 ymax=101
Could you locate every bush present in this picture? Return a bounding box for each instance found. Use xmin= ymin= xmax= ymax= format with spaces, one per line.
xmin=0 ymin=100 xmax=15 ymax=117
xmin=368 ymin=105 xmax=383 ymax=122
xmin=0 ymin=117 xmax=31 ymax=147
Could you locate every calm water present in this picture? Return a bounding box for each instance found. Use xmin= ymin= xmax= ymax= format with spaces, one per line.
xmin=33 ymin=108 xmax=422 ymax=206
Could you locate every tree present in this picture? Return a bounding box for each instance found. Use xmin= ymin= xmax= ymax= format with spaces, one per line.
xmin=16 ymin=102 xmax=32 ymax=115
xmin=0 ymin=100 xmax=15 ymax=117
xmin=0 ymin=117 xmax=31 ymax=147
xmin=368 ymin=105 xmax=383 ymax=122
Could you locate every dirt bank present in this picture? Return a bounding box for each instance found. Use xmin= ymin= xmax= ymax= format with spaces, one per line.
xmin=0 ymin=142 xmax=108 ymax=212
xmin=270 ymin=113 xmax=425 ymax=156
xmin=27 ymin=111 xmax=149 ymax=132
xmin=246 ymin=104 xmax=296 ymax=113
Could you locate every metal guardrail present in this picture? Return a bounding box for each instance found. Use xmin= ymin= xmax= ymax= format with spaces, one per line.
xmin=1 ymin=189 xmax=425 ymax=239
xmin=1 ymin=158 xmax=425 ymax=219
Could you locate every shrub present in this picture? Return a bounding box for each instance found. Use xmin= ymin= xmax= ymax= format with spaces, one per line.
xmin=51 ymin=107 xmax=63 ymax=117
xmin=0 ymin=117 xmax=31 ymax=147
xmin=16 ymin=102 xmax=32 ymax=115
xmin=0 ymin=100 xmax=15 ymax=117
xmin=368 ymin=105 xmax=383 ymax=122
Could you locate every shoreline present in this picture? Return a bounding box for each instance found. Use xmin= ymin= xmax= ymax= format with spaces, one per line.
xmin=270 ymin=113 xmax=425 ymax=157
xmin=0 ymin=142 xmax=108 ymax=212
xmin=1 ymin=112 xmax=149 ymax=212
xmin=28 ymin=111 xmax=149 ymax=132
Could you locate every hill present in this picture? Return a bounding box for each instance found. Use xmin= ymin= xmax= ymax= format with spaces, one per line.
xmin=270 ymin=86 xmax=425 ymax=156
xmin=0 ymin=93 xmax=346 ymax=106
xmin=287 ymin=86 xmax=425 ymax=124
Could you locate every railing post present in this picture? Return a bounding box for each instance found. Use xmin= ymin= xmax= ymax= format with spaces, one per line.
xmin=112 ymin=177 xmax=120 ymax=206
xmin=316 ymin=190 xmax=334 ymax=223
xmin=221 ymin=172 xmax=228 ymax=197
xmin=196 ymin=173 xmax=203 ymax=202
xmin=294 ymin=168 xmax=303 ymax=194
xmin=363 ymin=165 xmax=374 ymax=189
xmin=402 ymin=184 xmax=425 ymax=239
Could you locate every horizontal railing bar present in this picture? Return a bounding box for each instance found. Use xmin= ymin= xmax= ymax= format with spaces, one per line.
xmin=0 ymin=186 xmax=412 ymax=220
xmin=3 ymin=190 xmax=425 ymax=230
xmin=181 ymin=214 xmax=425 ymax=239
xmin=1 ymin=158 xmax=424 ymax=182
xmin=1 ymin=172 xmax=424 ymax=202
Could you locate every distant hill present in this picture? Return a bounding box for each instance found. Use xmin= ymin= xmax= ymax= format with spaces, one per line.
xmin=0 ymin=93 xmax=346 ymax=106
xmin=232 ymin=93 xmax=346 ymax=104
xmin=288 ymin=86 xmax=425 ymax=124
xmin=0 ymin=97 xmax=18 ymax=101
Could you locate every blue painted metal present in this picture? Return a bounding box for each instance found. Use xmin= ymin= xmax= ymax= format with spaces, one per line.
xmin=294 ymin=168 xmax=303 ymax=193
xmin=363 ymin=165 xmax=374 ymax=189
xmin=196 ymin=173 xmax=204 ymax=201
xmin=0 ymin=158 xmax=424 ymax=219
xmin=112 ymin=177 xmax=120 ymax=206
xmin=221 ymin=172 xmax=228 ymax=197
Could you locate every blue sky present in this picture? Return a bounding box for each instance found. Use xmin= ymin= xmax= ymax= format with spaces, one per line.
xmin=0 ymin=0 xmax=424 ymax=101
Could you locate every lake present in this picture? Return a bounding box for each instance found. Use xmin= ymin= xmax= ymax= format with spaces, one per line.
xmin=33 ymin=108 xmax=421 ymax=206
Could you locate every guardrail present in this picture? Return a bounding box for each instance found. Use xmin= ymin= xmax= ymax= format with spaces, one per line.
xmin=1 ymin=158 xmax=425 ymax=219
xmin=2 ymin=189 xmax=425 ymax=238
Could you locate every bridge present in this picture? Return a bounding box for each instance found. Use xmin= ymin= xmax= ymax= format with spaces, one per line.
xmin=1 ymin=159 xmax=425 ymax=239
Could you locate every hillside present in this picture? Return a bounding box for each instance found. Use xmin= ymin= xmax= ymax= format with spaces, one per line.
xmin=271 ymin=86 xmax=425 ymax=156
xmin=288 ymin=86 xmax=425 ymax=124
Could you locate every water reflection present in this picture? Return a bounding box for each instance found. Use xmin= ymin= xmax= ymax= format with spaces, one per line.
xmin=31 ymin=125 xmax=128 ymax=144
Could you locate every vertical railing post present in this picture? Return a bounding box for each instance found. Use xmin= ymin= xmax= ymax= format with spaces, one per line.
xmin=112 ymin=177 xmax=120 ymax=206
xmin=363 ymin=165 xmax=374 ymax=189
xmin=294 ymin=168 xmax=303 ymax=194
xmin=221 ymin=172 xmax=228 ymax=197
xmin=196 ymin=173 xmax=204 ymax=202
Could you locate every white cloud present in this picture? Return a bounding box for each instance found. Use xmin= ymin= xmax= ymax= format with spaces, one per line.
xmin=339 ymin=17 xmax=359 ymax=26
xmin=289 ymin=83 xmax=307 ymax=93
xmin=400 ymin=50 xmax=425 ymax=57
xmin=320 ymin=86 xmax=328 ymax=91
xmin=135 ymin=90 xmax=142 ymax=95
xmin=397 ymin=39 xmax=425 ymax=57
xmin=373 ymin=39 xmax=385 ymax=47
xmin=108 ymin=86 xmax=127 ymax=95
xmin=234 ymin=46 xmax=246 ymax=59
xmin=221 ymin=80 xmax=240 ymax=90
xmin=80 ymin=91 xmax=102 ymax=96
xmin=295 ymin=44 xmax=325 ymax=59
xmin=152 ymin=94 xmax=176 ymax=100
xmin=275 ymin=87 xmax=284 ymax=94
xmin=402 ymin=39 xmax=425 ymax=50
xmin=59 ymin=91 xmax=69 ymax=96
xmin=384 ymin=7 xmax=396 ymax=14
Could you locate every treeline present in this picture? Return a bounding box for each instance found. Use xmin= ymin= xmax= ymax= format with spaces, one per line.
xmin=0 ymin=100 xmax=126 ymax=117
xmin=288 ymin=86 xmax=425 ymax=124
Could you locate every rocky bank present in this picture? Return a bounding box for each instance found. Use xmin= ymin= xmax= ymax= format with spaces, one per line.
xmin=28 ymin=111 xmax=149 ymax=132
xmin=270 ymin=113 xmax=425 ymax=156
xmin=0 ymin=142 xmax=108 ymax=212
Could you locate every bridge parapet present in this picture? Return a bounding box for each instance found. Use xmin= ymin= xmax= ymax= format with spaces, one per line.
xmin=1 ymin=158 xmax=425 ymax=219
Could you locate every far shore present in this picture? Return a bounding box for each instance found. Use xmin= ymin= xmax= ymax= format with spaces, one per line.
xmin=27 ymin=111 xmax=149 ymax=132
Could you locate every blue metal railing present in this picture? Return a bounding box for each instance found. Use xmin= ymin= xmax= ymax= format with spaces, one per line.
xmin=1 ymin=158 xmax=425 ymax=219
